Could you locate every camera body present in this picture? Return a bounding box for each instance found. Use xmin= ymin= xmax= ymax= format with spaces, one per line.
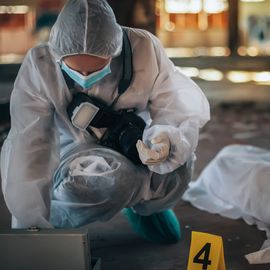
xmin=67 ymin=92 xmax=146 ymax=165
xmin=100 ymin=110 xmax=146 ymax=164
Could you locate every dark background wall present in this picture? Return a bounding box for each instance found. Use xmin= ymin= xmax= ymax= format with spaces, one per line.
xmin=107 ymin=0 xmax=156 ymax=34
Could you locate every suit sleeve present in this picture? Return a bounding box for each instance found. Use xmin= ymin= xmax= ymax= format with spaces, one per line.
xmin=142 ymin=35 xmax=210 ymax=174
xmin=0 ymin=50 xmax=60 ymax=228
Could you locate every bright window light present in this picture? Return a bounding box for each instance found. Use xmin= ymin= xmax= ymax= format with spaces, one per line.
xmin=165 ymin=0 xmax=228 ymax=14
xmin=165 ymin=0 xmax=202 ymax=13
xmin=189 ymin=0 xmax=202 ymax=13
xmin=203 ymin=0 xmax=228 ymax=13
xmin=165 ymin=0 xmax=190 ymax=13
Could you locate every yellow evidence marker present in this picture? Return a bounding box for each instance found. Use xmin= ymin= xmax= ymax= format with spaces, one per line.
xmin=187 ymin=231 xmax=226 ymax=270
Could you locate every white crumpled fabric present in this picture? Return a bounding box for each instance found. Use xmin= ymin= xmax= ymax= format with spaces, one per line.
xmin=182 ymin=144 xmax=270 ymax=264
xmin=49 ymin=143 xmax=192 ymax=228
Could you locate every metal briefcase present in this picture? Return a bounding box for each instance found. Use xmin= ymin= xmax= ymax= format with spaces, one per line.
xmin=0 ymin=228 xmax=101 ymax=270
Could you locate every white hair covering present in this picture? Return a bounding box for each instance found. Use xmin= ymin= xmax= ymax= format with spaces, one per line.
xmin=48 ymin=0 xmax=123 ymax=60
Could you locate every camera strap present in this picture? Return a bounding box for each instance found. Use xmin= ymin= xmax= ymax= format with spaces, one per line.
xmin=116 ymin=28 xmax=133 ymax=95
xmin=62 ymin=28 xmax=133 ymax=104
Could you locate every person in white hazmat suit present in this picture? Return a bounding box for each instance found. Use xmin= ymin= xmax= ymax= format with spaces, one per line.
xmin=0 ymin=0 xmax=210 ymax=244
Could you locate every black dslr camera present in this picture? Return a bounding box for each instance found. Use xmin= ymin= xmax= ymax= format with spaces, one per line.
xmin=67 ymin=92 xmax=146 ymax=165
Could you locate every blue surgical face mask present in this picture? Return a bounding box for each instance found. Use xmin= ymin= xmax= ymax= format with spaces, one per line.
xmin=61 ymin=61 xmax=111 ymax=89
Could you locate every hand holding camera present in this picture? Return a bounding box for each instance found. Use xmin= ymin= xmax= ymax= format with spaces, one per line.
xmin=136 ymin=133 xmax=170 ymax=166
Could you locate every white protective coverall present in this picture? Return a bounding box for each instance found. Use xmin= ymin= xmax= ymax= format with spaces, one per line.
xmin=0 ymin=0 xmax=210 ymax=228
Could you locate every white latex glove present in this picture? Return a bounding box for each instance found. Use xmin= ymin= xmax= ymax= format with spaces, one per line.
xmin=136 ymin=133 xmax=170 ymax=165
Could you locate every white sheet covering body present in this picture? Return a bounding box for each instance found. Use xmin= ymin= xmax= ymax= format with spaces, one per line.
xmin=182 ymin=144 xmax=270 ymax=264
xmin=1 ymin=1 xmax=209 ymax=229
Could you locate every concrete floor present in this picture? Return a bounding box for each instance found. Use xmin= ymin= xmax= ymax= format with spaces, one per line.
xmin=88 ymin=203 xmax=268 ymax=270
xmin=0 ymin=57 xmax=270 ymax=269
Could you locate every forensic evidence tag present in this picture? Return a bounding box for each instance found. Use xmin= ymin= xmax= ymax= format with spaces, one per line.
xmin=187 ymin=231 xmax=226 ymax=270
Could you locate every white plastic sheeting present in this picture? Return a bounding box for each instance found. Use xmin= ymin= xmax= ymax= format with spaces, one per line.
xmin=183 ymin=144 xmax=270 ymax=264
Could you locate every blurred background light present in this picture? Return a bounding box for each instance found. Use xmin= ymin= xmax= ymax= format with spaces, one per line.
xmin=0 ymin=5 xmax=30 ymax=14
xmin=208 ymin=47 xmax=231 ymax=56
xmin=199 ymin=69 xmax=224 ymax=81
xmin=189 ymin=0 xmax=202 ymax=13
xmin=226 ymin=71 xmax=252 ymax=83
xmin=252 ymin=71 xmax=270 ymax=82
xmin=240 ymin=0 xmax=265 ymax=2
xmin=203 ymin=0 xmax=228 ymax=13
xmin=164 ymin=21 xmax=176 ymax=31
xmin=0 ymin=54 xmax=24 ymax=64
xmin=165 ymin=0 xmax=190 ymax=13
xmin=165 ymin=48 xmax=194 ymax=57
xmin=255 ymin=81 xmax=270 ymax=85
xmin=237 ymin=46 xmax=247 ymax=56
xmin=165 ymin=0 xmax=228 ymax=14
xmin=176 ymin=66 xmax=200 ymax=77
xmin=246 ymin=46 xmax=259 ymax=56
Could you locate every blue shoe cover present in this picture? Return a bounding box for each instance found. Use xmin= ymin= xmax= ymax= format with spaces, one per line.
xmin=122 ymin=208 xmax=181 ymax=244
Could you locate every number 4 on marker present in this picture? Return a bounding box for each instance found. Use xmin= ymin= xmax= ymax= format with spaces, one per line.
xmin=193 ymin=243 xmax=212 ymax=270
xmin=187 ymin=231 xmax=226 ymax=270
